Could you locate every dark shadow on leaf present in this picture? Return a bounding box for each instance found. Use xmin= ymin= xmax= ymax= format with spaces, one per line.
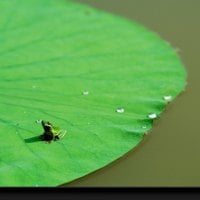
xmin=24 ymin=135 xmax=43 ymax=143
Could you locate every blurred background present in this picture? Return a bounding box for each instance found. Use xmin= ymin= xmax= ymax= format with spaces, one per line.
xmin=62 ymin=0 xmax=199 ymax=186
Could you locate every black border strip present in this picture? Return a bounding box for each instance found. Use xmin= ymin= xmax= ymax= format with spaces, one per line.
xmin=1 ymin=187 xmax=200 ymax=193
xmin=1 ymin=188 xmax=200 ymax=200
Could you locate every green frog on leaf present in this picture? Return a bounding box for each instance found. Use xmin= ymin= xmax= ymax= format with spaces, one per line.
xmin=40 ymin=120 xmax=66 ymax=143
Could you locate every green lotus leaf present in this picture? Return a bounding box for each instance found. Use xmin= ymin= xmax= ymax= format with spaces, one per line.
xmin=0 ymin=0 xmax=186 ymax=186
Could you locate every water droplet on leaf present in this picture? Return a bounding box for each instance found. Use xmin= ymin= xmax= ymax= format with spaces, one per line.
xmin=116 ymin=108 xmax=125 ymax=113
xmin=82 ymin=91 xmax=89 ymax=95
xmin=148 ymin=113 xmax=157 ymax=119
xmin=163 ymin=95 xmax=172 ymax=102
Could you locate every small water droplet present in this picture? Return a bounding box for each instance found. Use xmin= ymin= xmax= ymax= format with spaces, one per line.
xmin=82 ymin=91 xmax=89 ymax=95
xmin=163 ymin=95 xmax=172 ymax=101
xmin=36 ymin=119 xmax=42 ymax=124
xmin=142 ymin=126 xmax=147 ymax=129
xmin=23 ymin=111 xmax=27 ymax=114
xmin=32 ymin=85 xmax=36 ymax=89
xmin=148 ymin=113 xmax=157 ymax=119
xmin=116 ymin=108 xmax=125 ymax=113
xmin=16 ymin=131 xmax=19 ymax=134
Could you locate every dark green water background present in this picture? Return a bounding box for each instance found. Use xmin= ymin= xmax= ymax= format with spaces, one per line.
xmin=63 ymin=0 xmax=199 ymax=186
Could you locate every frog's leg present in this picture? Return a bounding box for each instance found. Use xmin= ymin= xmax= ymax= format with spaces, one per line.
xmin=58 ymin=130 xmax=67 ymax=139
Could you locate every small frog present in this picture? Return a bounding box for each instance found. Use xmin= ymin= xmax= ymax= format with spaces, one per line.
xmin=40 ymin=120 xmax=66 ymax=143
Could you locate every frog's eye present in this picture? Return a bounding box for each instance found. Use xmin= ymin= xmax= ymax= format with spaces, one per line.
xmin=41 ymin=120 xmax=52 ymax=132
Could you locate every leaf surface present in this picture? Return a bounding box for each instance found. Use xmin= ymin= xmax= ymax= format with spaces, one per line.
xmin=0 ymin=0 xmax=186 ymax=186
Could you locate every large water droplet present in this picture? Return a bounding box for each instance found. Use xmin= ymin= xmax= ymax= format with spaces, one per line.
xmin=148 ymin=113 xmax=157 ymax=119
xmin=163 ymin=95 xmax=172 ymax=102
xmin=82 ymin=91 xmax=89 ymax=95
xmin=116 ymin=108 xmax=125 ymax=113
